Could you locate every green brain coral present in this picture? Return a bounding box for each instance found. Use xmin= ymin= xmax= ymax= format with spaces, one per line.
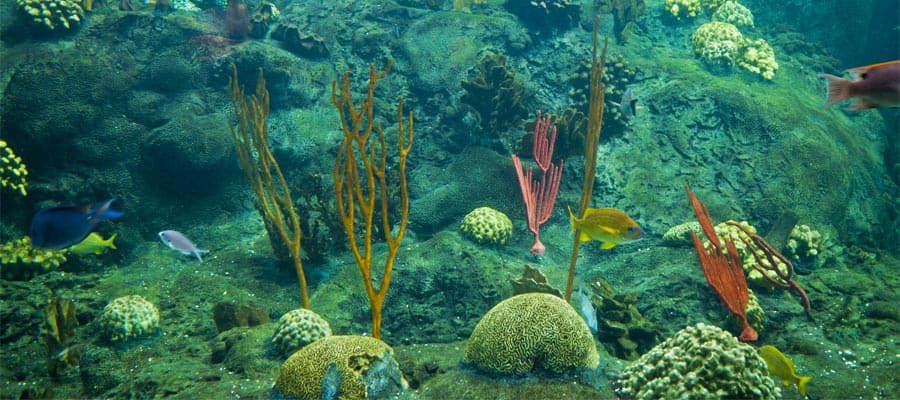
xmin=460 ymin=207 xmax=513 ymax=245
xmin=617 ymin=323 xmax=780 ymax=399
xmin=274 ymin=335 xmax=407 ymax=400
xmin=464 ymin=293 xmax=599 ymax=374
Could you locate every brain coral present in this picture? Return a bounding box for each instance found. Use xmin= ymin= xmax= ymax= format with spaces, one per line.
xmin=97 ymin=295 xmax=160 ymax=342
xmin=272 ymin=308 xmax=332 ymax=356
xmin=460 ymin=207 xmax=513 ymax=245
xmin=464 ymin=293 xmax=599 ymax=374
xmin=616 ymin=323 xmax=779 ymax=400
xmin=274 ymin=335 xmax=407 ymax=400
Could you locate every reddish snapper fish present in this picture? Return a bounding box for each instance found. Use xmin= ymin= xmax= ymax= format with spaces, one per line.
xmin=818 ymin=60 xmax=900 ymax=110
xmin=158 ymin=230 xmax=209 ymax=262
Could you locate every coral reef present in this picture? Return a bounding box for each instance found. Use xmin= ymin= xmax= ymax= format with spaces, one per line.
xmin=737 ymin=38 xmax=778 ymax=80
xmin=16 ymin=0 xmax=83 ymax=31
xmin=692 ymin=21 xmax=744 ymax=65
xmin=274 ymin=335 xmax=406 ymax=399
xmin=709 ymin=221 xmax=787 ymax=287
xmin=42 ymin=297 xmax=81 ymax=376
xmin=594 ymin=0 xmax=648 ymax=43
xmin=692 ymin=21 xmax=778 ymax=80
xmin=0 ymin=237 xmax=67 ymax=280
xmin=568 ymin=54 xmax=640 ymax=138
xmin=661 ymin=221 xmax=702 ymax=246
xmin=272 ymin=308 xmax=332 ymax=357
xmin=664 ymin=0 xmax=702 ymax=19
xmin=785 ymin=224 xmax=841 ymax=271
xmin=460 ymin=54 xmax=529 ymax=149
xmin=712 ymin=1 xmax=754 ymax=27
xmin=211 ymin=302 xmax=269 ymax=333
xmin=97 ymin=295 xmax=160 ymax=342
xmin=460 ymin=207 xmax=513 ymax=246
xmin=0 ymin=140 xmax=27 ymax=196
xmin=587 ymin=279 xmax=663 ymax=360
xmin=616 ymin=323 xmax=780 ymax=399
xmin=504 ymin=0 xmax=581 ymax=32
xmin=464 ymin=293 xmax=599 ymax=374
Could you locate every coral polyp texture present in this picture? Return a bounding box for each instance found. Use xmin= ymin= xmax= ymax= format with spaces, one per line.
xmin=692 ymin=21 xmax=744 ymax=65
xmin=692 ymin=21 xmax=778 ymax=80
xmin=0 ymin=140 xmax=27 ymax=196
xmin=97 ymin=295 xmax=160 ymax=342
xmin=665 ymin=0 xmax=702 ymax=19
xmin=616 ymin=323 xmax=780 ymax=400
xmin=738 ymin=38 xmax=778 ymax=80
xmin=0 ymin=237 xmax=67 ymax=280
xmin=712 ymin=1 xmax=754 ymax=27
xmin=272 ymin=308 xmax=332 ymax=356
xmin=661 ymin=221 xmax=702 ymax=246
xmin=460 ymin=207 xmax=513 ymax=245
xmin=710 ymin=220 xmax=789 ymax=287
xmin=274 ymin=335 xmax=406 ymax=400
xmin=464 ymin=293 xmax=599 ymax=374
xmin=16 ymin=0 xmax=84 ymax=30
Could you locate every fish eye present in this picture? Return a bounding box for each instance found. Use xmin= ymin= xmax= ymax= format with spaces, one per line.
xmin=627 ymin=227 xmax=635 ymax=233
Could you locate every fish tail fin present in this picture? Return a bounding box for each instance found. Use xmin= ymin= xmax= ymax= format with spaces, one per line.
xmin=567 ymin=205 xmax=576 ymax=233
xmin=797 ymin=375 xmax=812 ymax=397
xmin=107 ymin=233 xmax=118 ymax=250
xmin=195 ymin=249 xmax=210 ymax=262
xmin=818 ymin=73 xmax=852 ymax=108
xmin=91 ymin=199 xmax=124 ymax=220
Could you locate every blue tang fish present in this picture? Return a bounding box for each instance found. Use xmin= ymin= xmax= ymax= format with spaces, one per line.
xmin=29 ymin=199 xmax=124 ymax=250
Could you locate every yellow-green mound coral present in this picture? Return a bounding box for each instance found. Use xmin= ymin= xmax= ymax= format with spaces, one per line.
xmin=0 ymin=140 xmax=28 ymax=196
xmin=710 ymin=220 xmax=789 ymax=288
xmin=16 ymin=0 xmax=84 ymax=30
xmin=616 ymin=323 xmax=779 ymax=399
xmin=661 ymin=221 xmax=702 ymax=246
xmin=464 ymin=293 xmax=599 ymax=374
xmin=274 ymin=335 xmax=407 ymax=400
xmin=97 ymin=295 xmax=160 ymax=342
xmin=712 ymin=1 xmax=754 ymax=27
xmin=692 ymin=21 xmax=744 ymax=65
xmin=665 ymin=0 xmax=702 ymax=19
xmin=738 ymin=38 xmax=778 ymax=80
xmin=692 ymin=21 xmax=778 ymax=79
xmin=272 ymin=308 xmax=331 ymax=356
xmin=460 ymin=207 xmax=513 ymax=245
xmin=0 ymin=237 xmax=67 ymax=279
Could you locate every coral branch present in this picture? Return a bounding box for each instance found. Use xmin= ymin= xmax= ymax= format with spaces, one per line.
xmin=686 ymin=186 xmax=757 ymax=341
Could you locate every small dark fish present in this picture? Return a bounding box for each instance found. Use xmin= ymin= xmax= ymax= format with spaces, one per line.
xmin=819 ymin=60 xmax=900 ymax=110
xmin=29 ymin=199 xmax=124 ymax=250
xmin=619 ymin=88 xmax=638 ymax=118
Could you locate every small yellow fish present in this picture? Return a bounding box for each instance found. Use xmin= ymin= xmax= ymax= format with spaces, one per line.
xmin=759 ymin=345 xmax=812 ymax=397
xmin=567 ymin=206 xmax=643 ymax=250
xmin=68 ymin=232 xmax=117 ymax=256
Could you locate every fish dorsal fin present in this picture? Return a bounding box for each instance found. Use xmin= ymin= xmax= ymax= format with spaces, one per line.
xmin=845 ymin=60 xmax=898 ymax=77
xmin=600 ymin=241 xmax=617 ymax=250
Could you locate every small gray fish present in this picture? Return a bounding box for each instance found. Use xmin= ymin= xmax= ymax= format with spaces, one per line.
xmin=158 ymin=230 xmax=209 ymax=262
xmin=577 ymin=287 xmax=598 ymax=334
xmin=619 ymin=88 xmax=638 ymax=119
xmin=321 ymin=362 xmax=342 ymax=400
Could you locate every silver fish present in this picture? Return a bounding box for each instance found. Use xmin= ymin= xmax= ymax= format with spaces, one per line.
xmin=577 ymin=287 xmax=598 ymax=334
xmin=158 ymin=230 xmax=209 ymax=262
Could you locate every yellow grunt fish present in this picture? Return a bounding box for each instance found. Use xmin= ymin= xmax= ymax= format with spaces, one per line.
xmin=568 ymin=206 xmax=643 ymax=250
xmin=68 ymin=232 xmax=117 ymax=256
xmin=759 ymin=345 xmax=812 ymax=397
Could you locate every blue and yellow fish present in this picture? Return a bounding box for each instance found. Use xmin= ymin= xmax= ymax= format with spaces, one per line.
xmin=759 ymin=345 xmax=812 ymax=397
xmin=568 ymin=206 xmax=643 ymax=250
